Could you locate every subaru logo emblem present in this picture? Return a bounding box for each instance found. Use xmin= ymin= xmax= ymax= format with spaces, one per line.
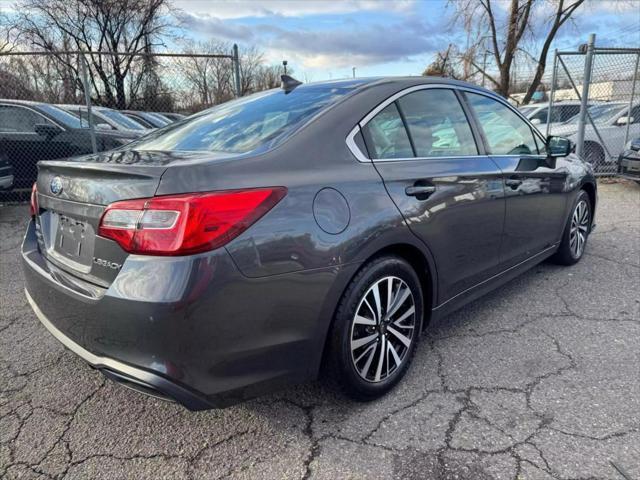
xmin=50 ymin=177 xmax=63 ymax=195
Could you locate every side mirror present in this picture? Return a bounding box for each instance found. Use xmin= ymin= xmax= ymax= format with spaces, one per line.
xmin=547 ymin=135 xmax=572 ymax=158
xmin=530 ymin=118 xmax=541 ymax=125
xmin=616 ymin=116 xmax=634 ymax=126
xmin=95 ymin=123 xmax=113 ymax=130
xmin=34 ymin=123 xmax=62 ymax=138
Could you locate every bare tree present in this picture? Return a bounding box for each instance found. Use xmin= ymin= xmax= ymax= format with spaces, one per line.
xmin=449 ymin=0 xmax=585 ymax=101
xmin=175 ymin=40 xmax=235 ymax=109
xmin=0 ymin=9 xmax=19 ymax=53
xmin=423 ymin=44 xmax=464 ymax=78
xmin=238 ymin=46 xmax=265 ymax=96
xmin=14 ymin=0 xmax=172 ymax=108
xmin=254 ymin=64 xmax=290 ymax=91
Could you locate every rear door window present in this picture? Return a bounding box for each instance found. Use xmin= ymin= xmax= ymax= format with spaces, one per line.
xmin=361 ymin=103 xmax=413 ymax=159
xmin=466 ymin=93 xmax=540 ymax=155
xmin=0 ymin=106 xmax=52 ymax=133
xmin=397 ymin=89 xmax=477 ymax=157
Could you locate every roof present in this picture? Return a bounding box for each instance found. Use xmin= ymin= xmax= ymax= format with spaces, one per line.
xmin=297 ymin=76 xmax=496 ymax=92
xmin=0 ymin=98 xmax=49 ymax=107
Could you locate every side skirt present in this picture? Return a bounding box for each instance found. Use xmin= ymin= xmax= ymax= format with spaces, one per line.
xmin=428 ymin=244 xmax=558 ymax=324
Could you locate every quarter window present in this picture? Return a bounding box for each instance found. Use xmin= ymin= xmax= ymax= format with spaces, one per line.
xmin=361 ymin=103 xmax=413 ymax=159
xmin=397 ymin=89 xmax=477 ymax=157
xmin=466 ymin=93 xmax=539 ymax=155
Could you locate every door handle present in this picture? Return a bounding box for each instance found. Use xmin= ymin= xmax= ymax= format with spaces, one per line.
xmin=405 ymin=185 xmax=436 ymax=198
xmin=505 ymin=178 xmax=523 ymax=189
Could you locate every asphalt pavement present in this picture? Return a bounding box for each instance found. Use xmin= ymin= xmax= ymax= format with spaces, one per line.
xmin=1 ymin=180 xmax=638 ymax=480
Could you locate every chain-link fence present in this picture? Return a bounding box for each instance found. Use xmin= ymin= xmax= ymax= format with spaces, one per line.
xmin=0 ymin=48 xmax=255 ymax=202
xmin=546 ymin=35 xmax=640 ymax=176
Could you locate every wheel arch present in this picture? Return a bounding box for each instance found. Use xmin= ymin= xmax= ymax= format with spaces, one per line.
xmin=316 ymin=241 xmax=437 ymax=378
xmin=581 ymin=180 xmax=597 ymax=226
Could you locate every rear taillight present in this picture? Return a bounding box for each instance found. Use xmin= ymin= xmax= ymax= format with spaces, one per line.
xmin=29 ymin=183 xmax=38 ymax=217
xmin=98 ymin=187 xmax=286 ymax=256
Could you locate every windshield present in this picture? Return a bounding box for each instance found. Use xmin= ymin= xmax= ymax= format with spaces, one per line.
xmin=98 ymin=109 xmax=147 ymax=130
xmin=39 ymin=104 xmax=85 ymax=129
xmin=519 ymin=106 xmax=538 ymax=117
xmin=135 ymin=112 xmax=169 ymax=127
xmin=146 ymin=112 xmax=172 ymax=125
xmin=129 ymin=84 xmax=358 ymax=154
xmin=564 ymin=103 xmax=625 ymax=124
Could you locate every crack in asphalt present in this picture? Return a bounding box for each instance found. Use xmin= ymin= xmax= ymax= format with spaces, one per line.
xmin=1 ymin=183 xmax=639 ymax=480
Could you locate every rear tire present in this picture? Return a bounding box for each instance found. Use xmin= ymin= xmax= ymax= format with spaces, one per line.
xmin=551 ymin=189 xmax=592 ymax=265
xmin=327 ymin=255 xmax=423 ymax=401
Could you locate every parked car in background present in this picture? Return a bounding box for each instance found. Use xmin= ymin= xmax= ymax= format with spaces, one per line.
xmin=121 ymin=110 xmax=171 ymax=128
xmin=159 ymin=112 xmax=186 ymax=122
xmin=618 ymin=137 xmax=640 ymax=183
xmin=0 ymin=156 xmax=14 ymax=190
xmin=519 ymin=100 xmax=583 ymax=133
xmin=551 ymin=101 xmax=640 ymax=165
xmin=58 ymin=105 xmax=149 ymax=133
xmin=23 ymin=77 xmax=596 ymax=410
xmin=0 ymin=100 xmax=138 ymax=191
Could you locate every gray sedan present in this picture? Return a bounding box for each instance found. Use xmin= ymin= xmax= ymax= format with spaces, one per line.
xmin=22 ymin=76 xmax=596 ymax=409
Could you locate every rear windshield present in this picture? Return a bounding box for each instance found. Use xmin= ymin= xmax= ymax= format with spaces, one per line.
xmin=129 ymin=84 xmax=358 ymax=154
xmin=39 ymin=104 xmax=85 ymax=129
xmin=99 ymin=109 xmax=147 ymax=130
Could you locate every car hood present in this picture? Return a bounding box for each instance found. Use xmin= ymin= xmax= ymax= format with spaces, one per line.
xmin=549 ymin=123 xmax=579 ymax=137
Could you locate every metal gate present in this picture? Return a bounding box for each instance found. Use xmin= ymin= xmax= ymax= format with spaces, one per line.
xmin=547 ymin=34 xmax=640 ymax=176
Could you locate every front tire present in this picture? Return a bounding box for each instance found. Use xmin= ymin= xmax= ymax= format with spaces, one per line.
xmin=552 ymin=189 xmax=592 ymax=265
xmin=328 ymin=256 xmax=423 ymax=400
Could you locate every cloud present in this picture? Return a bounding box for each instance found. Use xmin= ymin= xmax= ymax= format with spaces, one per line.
xmin=177 ymin=10 xmax=451 ymax=71
xmin=264 ymin=19 xmax=449 ymax=69
xmin=175 ymin=12 xmax=256 ymax=41
xmin=173 ymin=0 xmax=416 ymax=19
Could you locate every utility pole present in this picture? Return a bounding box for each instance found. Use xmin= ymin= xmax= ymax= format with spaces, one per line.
xmin=576 ymin=34 xmax=595 ymax=160
xmin=78 ymin=53 xmax=97 ymax=154
xmin=232 ymin=44 xmax=241 ymax=97
xmin=481 ymin=49 xmax=488 ymax=87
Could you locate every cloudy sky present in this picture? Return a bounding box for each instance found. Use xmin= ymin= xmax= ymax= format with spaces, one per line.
xmin=173 ymin=0 xmax=640 ymax=80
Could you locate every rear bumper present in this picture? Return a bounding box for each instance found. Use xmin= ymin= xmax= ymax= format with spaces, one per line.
xmin=25 ymin=289 xmax=213 ymax=410
xmin=22 ymin=220 xmax=355 ymax=409
xmin=618 ymin=156 xmax=640 ymax=180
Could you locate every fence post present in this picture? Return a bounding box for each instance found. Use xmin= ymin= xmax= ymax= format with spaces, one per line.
xmin=233 ymin=44 xmax=241 ymax=98
xmin=623 ymin=52 xmax=640 ymax=146
xmin=576 ymin=34 xmax=595 ymax=160
xmin=546 ymin=49 xmax=559 ymax=138
xmin=78 ymin=53 xmax=97 ymax=155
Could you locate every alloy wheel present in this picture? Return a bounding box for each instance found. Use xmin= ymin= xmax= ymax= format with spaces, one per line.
xmin=569 ymin=199 xmax=590 ymax=258
xmin=350 ymin=276 xmax=416 ymax=383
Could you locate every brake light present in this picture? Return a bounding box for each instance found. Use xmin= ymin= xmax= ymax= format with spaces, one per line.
xmin=29 ymin=183 xmax=38 ymax=217
xmin=98 ymin=188 xmax=287 ymax=256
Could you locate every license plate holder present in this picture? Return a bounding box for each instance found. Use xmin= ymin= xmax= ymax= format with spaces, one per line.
xmin=49 ymin=213 xmax=95 ymax=271
xmin=57 ymin=214 xmax=86 ymax=258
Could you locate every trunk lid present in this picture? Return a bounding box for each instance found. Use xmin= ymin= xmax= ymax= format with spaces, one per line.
xmin=34 ymin=149 xmax=224 ymax=286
